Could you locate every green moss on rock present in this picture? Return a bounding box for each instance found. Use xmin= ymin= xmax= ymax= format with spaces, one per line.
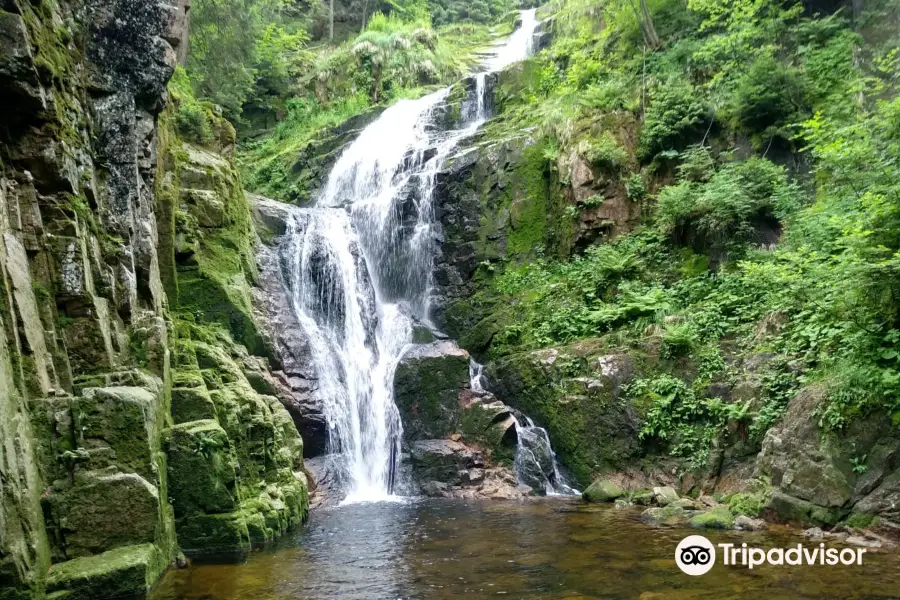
xmin=582 ymin=478 xmax=625 ymax=502
xmin=393 ymin=342 xmax=471 ymax=441
xmin=46 ymin=544 xmax=164 ymax=600
xmin=690 ymin=506 xmax=734 ymax=529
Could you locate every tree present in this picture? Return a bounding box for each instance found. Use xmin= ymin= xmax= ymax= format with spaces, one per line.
xmin=628 ymin=0 xmax=660 ymax=48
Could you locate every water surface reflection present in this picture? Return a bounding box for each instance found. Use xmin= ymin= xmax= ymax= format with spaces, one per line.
xmin=150 ymin=498 xmax=900 ymax=600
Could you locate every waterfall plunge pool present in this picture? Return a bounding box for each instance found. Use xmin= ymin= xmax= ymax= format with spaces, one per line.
xmin=149 ymin=498 xmax=900 ymax=600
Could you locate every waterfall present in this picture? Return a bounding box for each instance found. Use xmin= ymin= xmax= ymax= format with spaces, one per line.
xmin=282 ymin=11 xmax=542 ymax=503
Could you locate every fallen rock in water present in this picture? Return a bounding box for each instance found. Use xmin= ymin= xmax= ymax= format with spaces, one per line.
xmin=641 ymin=505 xmax=686 ymax=527
xmin=734 ymin=515 xmax=768 ymax=531
xmin=653 ymin=486 xmax=679 ymax=506
xmin=845 ymin=535 xmax=883 ymax=549
xmin=690 ymin=507 xmax=735 ymax=529
xmin=582 ymin=478 xmax=625 ymax=503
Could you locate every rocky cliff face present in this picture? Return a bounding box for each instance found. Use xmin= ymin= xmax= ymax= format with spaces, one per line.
xmin=0 ymin=2 xmax=307 ymax=598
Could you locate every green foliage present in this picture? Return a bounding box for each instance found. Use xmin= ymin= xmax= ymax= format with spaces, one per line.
xmin=726 ymin=50 xmax=810 ymax=139
xmin=656 ymin=152 xmax=803 ymax=250
xmin=639 ymin=78 xmax=708 ymax=159
xmin=187 ymin=0 xmax=292 ymax=121
xmin=429 ymin=0 xmax=516 ymax=26
xmin=630 ymin=374 xmax=725 ymax=470
xmin=169 ymin=68 xmax=215 ymax=145
xmin=726 ymin=489 xmax=769 ymax=517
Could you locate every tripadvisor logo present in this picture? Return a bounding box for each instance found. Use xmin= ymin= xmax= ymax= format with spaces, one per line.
xmin=676 ymin=535 xmax=716 ymax=576
xmin=675 ymin=535 xmax=868 ymax=576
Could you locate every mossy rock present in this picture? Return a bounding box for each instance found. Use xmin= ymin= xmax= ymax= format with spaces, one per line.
xmin=46 ymin=544 xmax=164 ymax=600
xmin=165 ymin=420 xmax=238 ymax=518
xmin=765 ymin=491 xmax=845 ymax=526
xmin=582 ymin=478 xmax=625 ymax=502
xmin=393 ymin=341 xmax=471 ymax=441
xmin=175 ymin=511 xmax=251 ymax=556
xmin=690 ymin=506 xmax=734 ymax=529
xmin=170 ymin=383 xmax=217 ymax=424
xmin=640 ymin=505 xmax=687 ymax=527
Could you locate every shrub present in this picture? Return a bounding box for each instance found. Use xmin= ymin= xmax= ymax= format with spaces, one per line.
xmin=639 ymin=78 xmax=709 ymax=160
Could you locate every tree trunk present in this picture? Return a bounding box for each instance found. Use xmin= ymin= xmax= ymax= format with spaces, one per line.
xmin=640 ymin=0 xmax=660 ymax=48
xmin=329 ymin=0 xmax=334 ymax=40
xmin=628 ymin=0 xmax=659 ymax=50
xmin=373 ymin=68 xmax=382 ymax=103
xmin=361 ymin=0 xmax=369 ymax=32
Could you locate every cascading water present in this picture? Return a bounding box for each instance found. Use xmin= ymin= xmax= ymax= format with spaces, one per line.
xmin=282 ymin=10 xmax=542 ymax=502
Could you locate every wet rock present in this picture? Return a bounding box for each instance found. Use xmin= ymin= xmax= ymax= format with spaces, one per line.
xmin=393 ymin=341 xmax=471 ymax=441
xmin=690 ymin=507 xmax=734 ymax=530
xmin=409 ymin=439 xmax=475 ymax=484
xmin=641 ymin=506 xmax=686 ymax=527
xmin=484 ymin=342 xmax=642 ymax=486
xmin=653 ymin=486 xmax=679 ymax=506
xmin=734 ymin=515 xmax=768 ymax=531
xmin=583 ymin=478 xmax=625 ymax=503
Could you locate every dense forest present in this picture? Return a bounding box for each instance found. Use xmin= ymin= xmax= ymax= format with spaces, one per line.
xmin=177 ymin=0 xmax=900 ymax=466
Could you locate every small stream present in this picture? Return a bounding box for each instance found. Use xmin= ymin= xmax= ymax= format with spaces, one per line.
xmin=149 ymin=499 xmax=900 ymax=599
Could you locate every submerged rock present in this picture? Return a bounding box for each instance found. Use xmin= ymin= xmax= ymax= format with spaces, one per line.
xmin=641 ymin=505 xmax=687 ymax=527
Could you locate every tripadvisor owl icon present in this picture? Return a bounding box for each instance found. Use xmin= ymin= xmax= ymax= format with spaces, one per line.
xmin=675 ymin=535 xmax=716 ymax=576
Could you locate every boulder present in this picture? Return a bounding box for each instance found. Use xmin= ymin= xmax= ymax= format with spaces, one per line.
xmin=45 ymin=471 xmax=162 ymax=559
xmin=690 ymin=507 xmax=735 ymax=530
xmin=641 ymin=506 xmax=687 ymax=527
xmin=755 ymin=384 xmax=900 ymax=511
xmin=409 ymin=439 xmax=478 ymax=484
xmin=653 ymin=486 xmax=679 ymax=506
xmin=394 ymin=341 xmax=471 ymax=441
xmin=484 ymin=343 xmax=641 ymax=486
xmin=734 ymin=515 xmax=768 ymax=531
xmin=46 ymin=543 xmax=165 ymax=600
xmin=764 ymin=491 xmax=844 ymax=526
xmin=583 ymin=478 xmax=625 ymax=503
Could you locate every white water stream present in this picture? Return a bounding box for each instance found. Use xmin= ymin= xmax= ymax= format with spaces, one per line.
xmin=283 ymin=11 xmax=542 ymax=502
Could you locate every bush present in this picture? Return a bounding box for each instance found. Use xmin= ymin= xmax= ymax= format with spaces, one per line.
xmin=727 ymin=52 xmax=810 ymax=138
xmin=639 ymin=78 xmax=709 ymax=160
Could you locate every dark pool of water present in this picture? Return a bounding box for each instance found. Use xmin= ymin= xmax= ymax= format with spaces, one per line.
xmin=150 ymin=498 xmax=900 ymax=600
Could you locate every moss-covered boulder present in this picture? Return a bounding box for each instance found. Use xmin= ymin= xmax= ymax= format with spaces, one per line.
xmin=582 ymin=478 xmax=625 ymax=502
xmin=164 ymin=323 xmax=309 ymax=555
xmin=764 ymin=491 xmax=844 ymax=526
xmin=393 ymin=341 xmax=471 ymax=441
xmin=641 ymin=505 xmax=687 ymax=527
xmin=46 ymin=544 xmax=167 ymax=600
xmin=690 ymin=507 xmax=735 ymax=529
xmin=45 ymin=471 xmax=163 ymax=559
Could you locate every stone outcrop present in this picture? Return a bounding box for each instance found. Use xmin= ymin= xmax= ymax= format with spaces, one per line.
xmin=755 ymin=384 xmax=900 ymax=525
xmin=485 ymin=342 xmax=642 ymax=485
xmin=393 ymin=340 xmax=472 ymax=441
xmin=250 ymin=195 xmax=329 ymax=457
xmin=0 ymin=2 xmax=308 ymax=598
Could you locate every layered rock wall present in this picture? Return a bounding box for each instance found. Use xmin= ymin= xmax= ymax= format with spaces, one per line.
xmin=0 ymin=1 xmax=307 ymax=598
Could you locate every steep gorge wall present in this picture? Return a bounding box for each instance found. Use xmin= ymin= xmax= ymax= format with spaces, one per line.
xmin=0 ymin=2 xmax=308 ymax=598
